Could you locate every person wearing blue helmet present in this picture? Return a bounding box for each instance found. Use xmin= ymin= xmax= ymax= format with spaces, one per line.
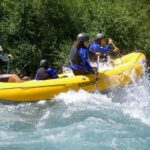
xmin=88 ymin=33 xmax=119 ymax=60
xmin=70 ymin=33 xmax=94 ymax=75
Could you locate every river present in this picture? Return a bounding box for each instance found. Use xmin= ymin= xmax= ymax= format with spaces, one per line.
xmin=0 ymin=73 xmax=150 ymax=150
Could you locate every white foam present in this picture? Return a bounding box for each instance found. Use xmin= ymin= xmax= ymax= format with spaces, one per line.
xmin=90 ymin=61 xmax=114 ymax=71
xmin=111 ymin=138 xmax=118 ymax=148
xmin=55 ymin=90 xmax=111 ymax=105
xmin=44 ymin=131 xmax=66 ymax=142
xmin=36 ymin=110 xmax=51 ymax=128
xmin=54 ymin=72 xmax=150 ymax=126
xmin=54 ymin=90 xmax=112 ymax=118
xmin=37 ymin=100 xmax=46 ymax=104
xmin=120 ymin=75 xmax=150 ymax=126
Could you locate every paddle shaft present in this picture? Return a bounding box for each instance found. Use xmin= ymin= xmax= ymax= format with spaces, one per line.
xmin=6 ymin=60 xmax=11 ymax=74
xmin=95 ymin=54 xmax=100 ymax=89
xmin=111 ymin=42 xmax=122 ymax=57
xmin=111 ymin=42 xmax=123 ymax=63
xmin=111 ymin=42 xmax=117 ymax=49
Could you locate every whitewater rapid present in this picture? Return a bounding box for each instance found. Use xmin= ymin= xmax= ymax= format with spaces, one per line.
xmin=0 ymin=73 xmax=150 ymax=150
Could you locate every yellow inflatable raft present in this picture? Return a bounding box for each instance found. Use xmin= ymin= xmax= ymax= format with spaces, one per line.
xmin=0 ymin=52 xmax=146 ymax=102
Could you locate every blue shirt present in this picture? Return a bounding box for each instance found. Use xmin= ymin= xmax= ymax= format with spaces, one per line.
xmin=89 ymin=41 xmax=111 ymax=54
xmin=70 ymin=47 xmax=93 ymax=72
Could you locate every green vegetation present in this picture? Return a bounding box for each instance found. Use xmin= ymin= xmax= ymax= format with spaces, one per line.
xmin=0 ymin=0 xmax=149 ymax=76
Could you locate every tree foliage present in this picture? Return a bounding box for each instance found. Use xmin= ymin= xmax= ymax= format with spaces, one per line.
xmin=0 ymin=0 xmax=149 ymax=76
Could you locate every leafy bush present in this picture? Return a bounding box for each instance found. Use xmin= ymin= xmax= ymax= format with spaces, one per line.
xmin=0 ymin=0 xmax=149 ymax=76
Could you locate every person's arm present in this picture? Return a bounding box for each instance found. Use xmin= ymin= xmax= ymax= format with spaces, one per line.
xmin=101 ymin=44 xmax=111 ymax=53
xmin=78 ymin=48 xmax=94 ymax=73
xmin=89 ymin=42 xmax=111 ymax=54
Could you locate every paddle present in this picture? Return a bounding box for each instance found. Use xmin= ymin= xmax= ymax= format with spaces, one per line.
xmin=7 ymin=54 xmax=13 ymax=74
xmin=6 ymin=60 xmax=11 ymax=74
xmin=111 ymin=42 xmax=121 ymax=57
xmin=95 ymin=53 xmax=100 ymax=90
xmin=111 ymin=42 xmax=123 ymax=64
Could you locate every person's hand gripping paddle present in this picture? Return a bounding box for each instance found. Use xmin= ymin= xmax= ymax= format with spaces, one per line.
xmin=111 ymin=42 xmax=124 ymax=64
xmin=111 ymin=42 xmax=121 ymax=56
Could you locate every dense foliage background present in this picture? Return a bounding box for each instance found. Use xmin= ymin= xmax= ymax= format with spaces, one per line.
xmin=0 ymin=0 xmax=149 ymax=76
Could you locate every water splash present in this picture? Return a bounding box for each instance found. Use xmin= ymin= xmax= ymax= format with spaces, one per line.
xmin=0 ymin=73 xmax=150 ymax=150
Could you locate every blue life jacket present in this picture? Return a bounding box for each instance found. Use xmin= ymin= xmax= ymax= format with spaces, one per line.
xmin=35 ymin=67 xmax=57 ymax=80
xmin=70 ymin=44 xmax=93 ymax=73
